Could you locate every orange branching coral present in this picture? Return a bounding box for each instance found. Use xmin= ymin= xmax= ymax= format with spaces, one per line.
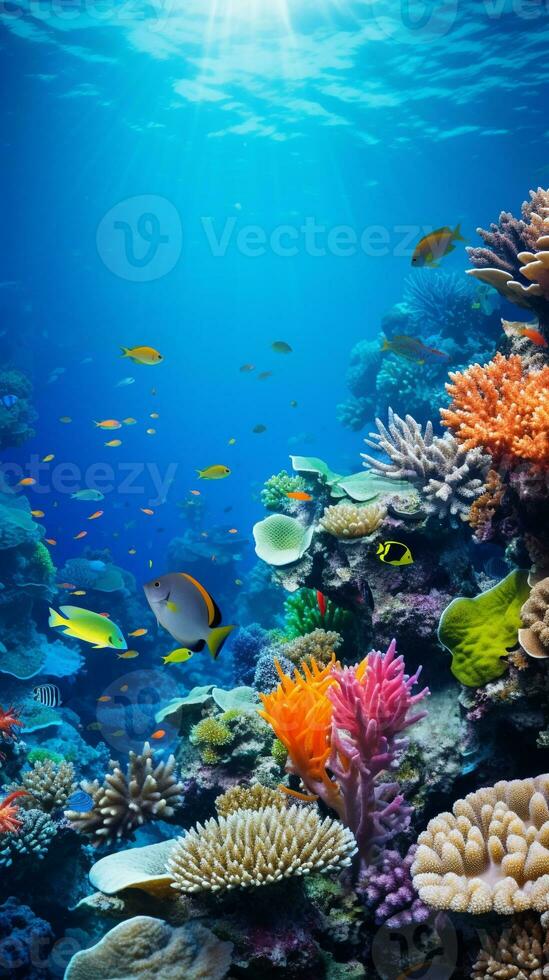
xmin=468 ymin=468 xmax=504 ymax=539
xmin=258 ymin=656 xmax=344 ymax=815
xmin=441 ymin=353 xmax=549 ymax=466
xmin=0 ymin=790 xmax=28 ymax=834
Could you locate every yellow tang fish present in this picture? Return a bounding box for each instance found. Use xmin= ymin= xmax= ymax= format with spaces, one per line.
xmin=376 ymin=541 xmax=413 ymax=566
xmin=411 ymin=223 xmax=465 ymax=267
xmin=121 ymin=345 xmax=163 ymax=365
xmin=49 ymin=605 xmax=127 ymax=649
xmin=196 ymin=465 xmax=231 ymax=480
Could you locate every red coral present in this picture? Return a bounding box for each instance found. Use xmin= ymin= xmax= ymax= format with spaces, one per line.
xmin=0 ymin=790 xmax=28 ymax=834
xmin=0 ymin=704 xmax=22 ymax=743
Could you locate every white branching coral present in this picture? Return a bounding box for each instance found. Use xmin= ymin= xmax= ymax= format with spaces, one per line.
xmin=412 ymin=776 xmax=549 ymax=915
xmin=18 ymin=760 xmax=76 ymax=812
xmin=167 ymin=804 xmax=357 ymax=893
xmin=65 ymin=742 xmax=184 ymax=843
xmin=319 ymin=502 xmax=386 ymax=539
xmin=362 ymin=409 xmax=490 ymax=523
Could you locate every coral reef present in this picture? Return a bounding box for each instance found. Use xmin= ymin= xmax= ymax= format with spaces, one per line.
xmin=260 ymin=470 xmax=309 ymax=511
xmin=363 ymin=409 xmax=490 ymax=523
xmin=0 ymin=789 xmax=27 ymax=833
xmin=284 ymin=588 xmax=353 ymax=640
xmin=167 ymin=803 xmax=357 ymax=893
xmin=319 ymin=502 xmax=386 ymax=540
xmin=0 ymin=807 xmax=56 ymax=867
xmin=215 ymin=783 xmax=287 ymax=816
xmin=65 ymin=742 xmax=183 ymax=843
xmin=442 ymin=353 xmax=549 ymax=466
xmin=359 ymin=845 xmax=430 ymax=928
xmin=254 ymin=650 xmax=295 ymax=692
xmin=520 ymin=577 xmax=549 ymax=659
xmin=0 ymin=369 xmax=36 ymax=449
xmin=18 ymin=759 xmax=76 ymax=812
xmin=282 ymin=628 xmax=343 ymax=667
xmin=472 ymin=917 xmax=549 ymax=980
xmin=412 ymin=775 xmax=549 ymax=914
xmin=253 ymin=513 xmax=314 ymax=566
xmin=0 ymin=897 xmax=54 ymax=978
xmin=228 ymin=622 xmax=269 ymax=686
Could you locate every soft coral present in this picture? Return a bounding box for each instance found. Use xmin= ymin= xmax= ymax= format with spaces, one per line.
xmin=0 ymin=790 xmax=27 ymax=834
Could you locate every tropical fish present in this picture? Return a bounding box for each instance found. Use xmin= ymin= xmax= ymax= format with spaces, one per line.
xmin=286 ymin=491 xmax=312 ymax=501
xmin=196 ymin=465 xmax=231 ymax=480
xmin=33 ymin=684 xmax=61 ymax=707
xmin=128 ymin=547 xmax=137 ymax=555
xmin=121 ymin=345 xmax=163 ymax=365
xmin=376 ymin=541 xmax=414 ymax=566
xmin=272 ymin=340 xmax=293 ymax=353
xmin=471 ymin=284 xmax=499 ymax=316
xmin=71 ymin=489 xmax=104 ymax=501
xmin=31 ymin=510 xmax=45 ymax=518
xmin=141 ymin=508 xmax=154 ymax=516
xmin=71 ymin=590 xmax=87 ymax=596
xmin=74 ymin=531 xmax=87 ymax=540
xmin=151 ymin=729 xmax=166 ymax=740
xmin=129 ymin=628 xmax=148 ymax=637
xmin=42 ymin=454 xmax=55 ymax=462
xmin=143 ymin=572 xmax=235 ymax=659
xmin=252 ymin=424 xmax=267 ymax=433
xmin=239 ymin=364 xmax=255 ymax=372
xmin=258 ymin=371 xmax=272 ymax=380
xmin=105 ymin=439 xmax=122 ymax=447
xmin=95 ymin=419 xmax=121 ymax=430
xmin=228 ymin=528 xmax=238 ymax=534
xmin=146 ymin=428 xmax=156 ymax=436
xmin=18 ymin=477 xmax=36 ymax=487
xmin=411 ymin=224 xmax=465 ymax=267
xmin=59 ymin=416 xmax=72 ymax=424
xmin=148 ymin=560 xmax=153 ymax=569
xmin=290 ymin=400 xmax=298 ymax=408
xmin=120 ymin=684 xmax=129 ymax=692
xmin=501 ymin=318 xmax=547 ymax=347
xmin=190 ymin=489 xmax=201 ymax=496
xmin=149 ymin=412 xmax=159 ymax=420
xmin=88 ymin=510 xmax=103 ymax=520
xmin=122 ymin=417 xmax=137 ymax=425
xmin=317 ymin=591 xmax=327 ymax=617
xmin=381 ymin=335 xmax=449 ymax=365
xmin=117 ymin=650 xmax=139 ymax=659
xmin=45 ymin=538 xmax=57 ymax=546
xmin=115 ymin=377 xmax=135 ymax=387
xmin=1 ymin=394 xmax=17 ymax=408
xmin=235 ymin=579 xmax=243 ymax=586
xmin=65 ymin=790 xmax=94 ymax=812
xmin=162 ymin=647 xmax=194 ymax=664
xmin=228 ymin=438 xmax=236 ymax=445
xmin=49 ymin=606 xmax=127 ymax=650
xmin=97 ymin=695 xmax=111 ymax=703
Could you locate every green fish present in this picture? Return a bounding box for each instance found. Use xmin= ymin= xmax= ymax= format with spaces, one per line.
xmin=49 ymin=606 xmax=127 ymax=650
xmin=196 ymin=465 xmax=231 ymax=480
xmin=272 ymin=340 xmax=292 ymax=353
xmin=162 ymin=647 xmax=194 ymax=665
xmin=376 ymin=541 xmax=413 ymax=567
xmin=71 ymin=489 xmax=104 ymax=501
xmin=144 ymin=572 xmax=235 ymax=659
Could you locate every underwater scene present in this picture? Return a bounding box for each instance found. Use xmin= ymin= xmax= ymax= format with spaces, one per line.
xmin=2 ymin=0 xmax=549 ymax=976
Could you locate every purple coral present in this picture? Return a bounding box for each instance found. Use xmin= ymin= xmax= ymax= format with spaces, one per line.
xmin=359 ymin=845 xmax=430 ymax=928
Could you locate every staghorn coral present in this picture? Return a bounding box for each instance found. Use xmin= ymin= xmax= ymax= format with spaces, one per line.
xmin=412 ymin=775 xmax=549 ymax=914
xmin=215 ymin=783 xmax=287 ymax=817
xmin=167 ymin=804 xmax=357 ymax=893
xmin=283 ymin=628 xmax=343 ymax=668
xmin=359 ymin=845 xmax=430 ymax=929
xmin=319 ymin=502 xmax=386 ymax=540
xmin=18 ymin=759 xmax=76 ymax=812
xmin=0 ymin=790 xmax=27 ymax=834
xmin=64 ymin=742 xmax=183 ymax=843
xmin=64 ymin=917 xmax=233 ymax=980
xmin=362 ymin=409 xmax=490 ymax=523
xmin=520 ymin=578 xmax=549 ymax=660
xmin=472 ymin=917 xmax=549 ymax=980
xmin=0 ymin=807 xmax=55 ymax=867
xmin=260 ymin=470 xmax=309 ymax=511
xmin=442 ymin=354 xmax=549 ymax=467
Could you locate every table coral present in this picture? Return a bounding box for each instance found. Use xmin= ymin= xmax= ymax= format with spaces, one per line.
xmin=438 ymin=569 xmax=530 ymax=687
xmin=412 ymin=775 xmax=549 ymax=915
xmin=441 ymin=353 xmax=549 ymax=466
xmin=167 ymin=803 xmax=357 ymax=893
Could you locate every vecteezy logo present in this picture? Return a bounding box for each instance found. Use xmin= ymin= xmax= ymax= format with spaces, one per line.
xmin=96 ymin=668 xmax=179 ymax=754
xmin=96 ymin=195 xmax=182 ymax=282
xmin=369 ymin=0 xmax=459 ymax=44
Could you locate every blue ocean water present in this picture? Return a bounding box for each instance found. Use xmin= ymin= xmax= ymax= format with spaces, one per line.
xmin=1 ymin=0 xmax=549 ymax=975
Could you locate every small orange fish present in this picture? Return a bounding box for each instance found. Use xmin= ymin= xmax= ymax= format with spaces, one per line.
xmin=45 ymin=538 xmax=57 ymax=546
xmin=501 ymin=318 xmax=547 ymax=347
xmin=141 ymin=508 xmax=154 ymax=516
xmin=190 ymin=490 xmax=201 ymax=496
xmin=88 ymin=510 xmax=104 ymax=520
xmin=74 ymin=531 xmax=87 ymax=540
xmin=151 ymin=729 xmax=166 ymax=740
xmin=31 ymin=510 xmax=45 ymax=518
xmin=97 ymin=695 xmax=111 ymax=703
xmin=228 ymin=528 xmax=238 ymax=534
xmin=286 ymin=491 xmax=313 ymax=501
xmin=129 ymin=628 xmax=148 ymax=637
xmin=105 ymin=439 xmax=122 ymax=447
xmin=94 ymin=419 xmax=121 ymax=430
xmin=521 ymin=327 xmax=547 ymax=347
xmin=18 ymin=477 xmax=36 ymax=487
xmin=57 ymin=583 xmax=77 ymax=590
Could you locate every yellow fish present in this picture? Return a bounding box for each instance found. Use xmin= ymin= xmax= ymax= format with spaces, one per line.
xmin=71 ymin=590 xmax=87 ymax=596
xmin=376 ymin=541 xmax=413 ymax=566
xmin=146 ymin=428 xmax=156 ymax=436
xmin=117 ymin=650 xmax=139 ymax=660
xmin=18 ymin=477 xmax=36 ymax=487
xmin=196 ymin=465 xmax=231 ymax=480
xmin=105 ymin=439 xmax=122 ymax=447
xmin=162 ymin=647 xmax=194 ymax=664
xmin=121 ymin=345 xmax=163 ymax=365
xmin=42 ymin=454 xmax=55 ymax=462
xmin=411 ymin=224 xmax=465 ymax=267
xmin=129 ymin=628 xmax=148 ymax=637
xmin=94 ymin=419 xmax=121 ymax=429
xmin=31 ymin=510 xmax=45 ymax=518
xmin=150 ymin=412 xmax=159 ymax=420
xmin=123 ymin=417 xmax=137 ymax=426
xmin=128 ymin=547 xmax=137 ymax=555
xmin=49 ymin=605 xmax=127 ymax=649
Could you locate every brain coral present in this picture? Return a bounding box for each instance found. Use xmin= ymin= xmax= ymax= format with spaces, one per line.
xmin=167 ymin=803 xmax=357 ymax=893
xmin=412 ymin=775 xmax=549 ymax=915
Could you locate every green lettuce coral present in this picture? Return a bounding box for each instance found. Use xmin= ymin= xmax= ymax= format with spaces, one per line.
xmin=438 ymin=569 xmax=530 ymax=687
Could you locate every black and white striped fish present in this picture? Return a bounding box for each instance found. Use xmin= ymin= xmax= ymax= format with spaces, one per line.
xmin=32 ymin=684 xmax=62 ymax=707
